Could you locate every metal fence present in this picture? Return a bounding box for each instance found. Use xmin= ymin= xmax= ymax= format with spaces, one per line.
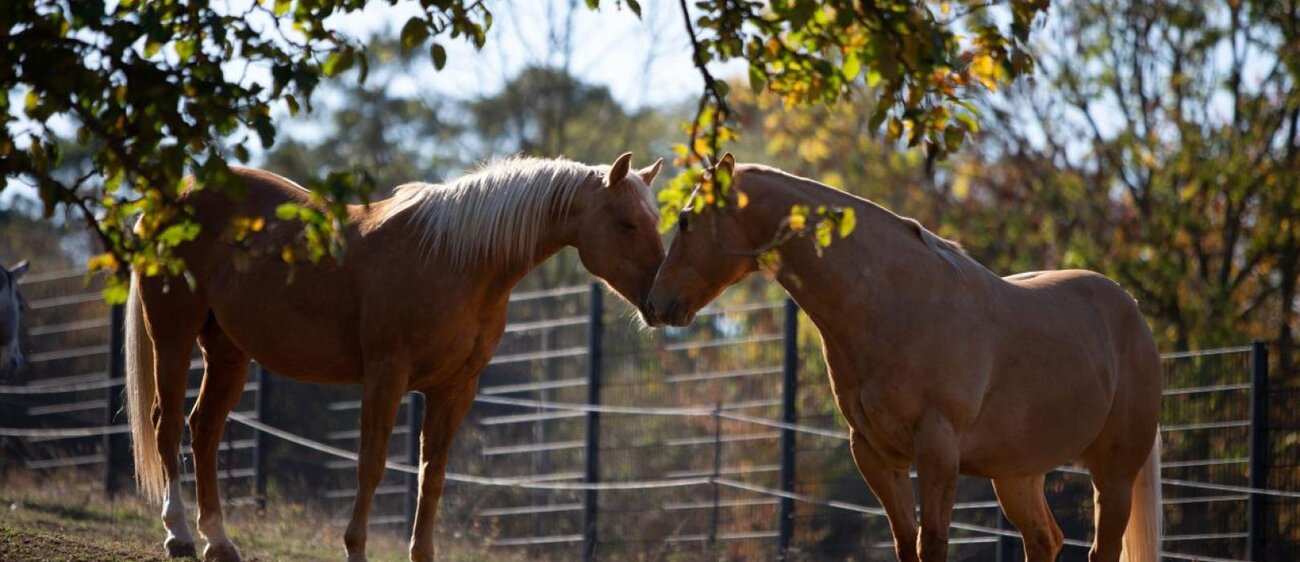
xmin=2 ymin=271 xmax=1297 ymax=561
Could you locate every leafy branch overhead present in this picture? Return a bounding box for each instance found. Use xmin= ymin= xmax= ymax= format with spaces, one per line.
xmin=1 ymin=0 xmax=1044 ymax=301
xmin=660 ymin=0 xmax=1047 ymax=239
xmin=674 ymin=0 xmax=1047 ymax=164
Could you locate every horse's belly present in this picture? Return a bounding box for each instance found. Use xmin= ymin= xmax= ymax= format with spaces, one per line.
xmin=959 ymin=367 xmax=1111 ymax=477
xmin=204 ymin=266 xmax=363 ymax=383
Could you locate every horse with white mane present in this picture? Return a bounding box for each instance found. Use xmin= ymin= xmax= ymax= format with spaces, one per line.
xmin=0 ymin=260 xmax=29 ymax=375
xmin=125 ymin=153 xmax=665 ymax=562
xmin=646 ymin=154 xmax=1162 ymax=562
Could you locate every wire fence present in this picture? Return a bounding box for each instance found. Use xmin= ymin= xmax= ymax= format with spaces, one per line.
xmin=1 ymin=271 xmax=1297 ymax=561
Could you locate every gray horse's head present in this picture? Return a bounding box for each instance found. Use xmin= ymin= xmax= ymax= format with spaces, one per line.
xmin=0 ymin=260 xmax=29 ymax=374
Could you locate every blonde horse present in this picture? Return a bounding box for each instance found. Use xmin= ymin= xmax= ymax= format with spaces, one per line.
xmin=646 ymin=155 xmax=1162 ymax=562
xmin=125 ymin=154 xmax=664 ymax=562
xmin=0 ymin=260 xmax=29 ymax=374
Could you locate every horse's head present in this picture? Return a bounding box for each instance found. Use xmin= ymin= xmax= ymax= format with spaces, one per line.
xmin=0 ymin=260 xmax=29 ymax=374
xmin=646 ymin=154 xmax=755 ymax=327
xmin=572 ymin=152 xmax=666 ymax=323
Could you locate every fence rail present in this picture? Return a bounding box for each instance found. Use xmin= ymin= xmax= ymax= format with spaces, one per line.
xmin=2 ymin=275 xmax=1296 ymax=561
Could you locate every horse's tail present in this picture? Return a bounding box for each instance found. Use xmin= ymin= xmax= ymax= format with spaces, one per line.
xmin=125 ymin=274 xmax=165 ymax=504
xmin=1122 ymin=432 xmax=1162 ymax=562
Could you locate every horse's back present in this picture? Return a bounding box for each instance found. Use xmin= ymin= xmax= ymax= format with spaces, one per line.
xmin=179 ymin=166 xmax=315 ymax=218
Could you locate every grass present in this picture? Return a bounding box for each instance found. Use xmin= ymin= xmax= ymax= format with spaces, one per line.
xmin=0 ymin=470 xmax=531 ymax=562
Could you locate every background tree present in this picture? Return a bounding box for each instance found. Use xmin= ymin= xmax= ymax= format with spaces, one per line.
xmin=974 ymin=0 xmax=1299 ymax=362
xmin=260 ymin=38 xmax=465 ymax=194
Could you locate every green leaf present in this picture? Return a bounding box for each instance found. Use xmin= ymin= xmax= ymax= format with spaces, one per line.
xmin=273 ymin=0 xmax=291 ymax=17
xmin=748 ymin=65 xmax=767 ymax=93
xmin=400 ymin=17 xmax=429 ymax=53
xmin=102 ymin=281 xmax=129 ymax=305
xmin=158 ymin=222 xmax=201 ymax=247
xmin=839 ymin=208 xmax=856 ymax=238
xmin=625 ymin=0 xmax=641 ymax=17
xmin=431 ymin=43 xmax=447 ymax=70
xmin=275 ymin=203 xmax=300 ymax=221
xmin=323 ymin=49 xmax=355 ymax=76
xmin=842 ymin=51 xmax=861 ymax=80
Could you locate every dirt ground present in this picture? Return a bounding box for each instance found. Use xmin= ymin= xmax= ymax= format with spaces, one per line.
xmin=0 ymin=471 xmax=516 ymax=562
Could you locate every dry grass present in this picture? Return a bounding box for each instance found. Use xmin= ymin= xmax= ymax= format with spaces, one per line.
xmin=0 ymin=470 xmax=535 ymax=562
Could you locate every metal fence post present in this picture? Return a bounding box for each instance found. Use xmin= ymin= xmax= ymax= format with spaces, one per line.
xmin=583 ymin=283 xmax=604 ymax=562
xmin=253 ymin=366 xmax=272 ymax=509
xmin=1249 ymin=341 xmax=1269 ymax=561
xmin=778 ymin=298 xmax=799 ymax=560
xmin=104 ymin=303 xmax=126 ymax=497
xmin=710 ymin=402 xmax=722 ymax=549
xmin=407 ymin=391 xmax=425 ymax=534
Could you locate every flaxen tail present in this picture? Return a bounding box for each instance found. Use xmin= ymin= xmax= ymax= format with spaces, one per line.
xmin=125 ymin=275 xmax=165 ymax=504
xmin=1122 ymin=433 xmax=1162 ymax=562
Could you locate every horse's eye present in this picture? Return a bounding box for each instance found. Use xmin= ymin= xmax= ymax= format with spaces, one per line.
xmin=678 ymin=213 xmax=692 ymax=232
xmin=617 ymin=220 xmax=636 ymax=230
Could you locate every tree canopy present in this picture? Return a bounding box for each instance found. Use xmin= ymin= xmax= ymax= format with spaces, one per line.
xmin=1 ymin=0 xmax=1046 ymax=299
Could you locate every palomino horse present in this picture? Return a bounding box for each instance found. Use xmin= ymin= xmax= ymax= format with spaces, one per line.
xmin=0 ymin=260 xmax=30 ymax=374
xmin=646 ymin=155 xmax=1162 ymax=562
xmin=125 ymin=153 xmax=665 ymax=562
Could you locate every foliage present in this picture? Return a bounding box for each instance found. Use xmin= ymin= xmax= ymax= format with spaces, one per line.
xmin=668 ymin=0 xmax=1049 ymax=166
xmin=2 ymin=0 xmax=1047 ymax=302
xmin=1 ymin=0 xmax=490 ymax=299
xmin=260 ymin=38 xmax=465 ymax=195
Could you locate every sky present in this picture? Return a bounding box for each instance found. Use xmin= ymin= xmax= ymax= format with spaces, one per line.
xmin=322 ymin=0 xmax=735 ymax=110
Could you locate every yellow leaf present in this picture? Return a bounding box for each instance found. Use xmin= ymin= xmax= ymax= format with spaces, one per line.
xmin=788 ymin=213 xmax=806 ymax=232
xmin=970 ymin=54 xmax=1001 ymax=91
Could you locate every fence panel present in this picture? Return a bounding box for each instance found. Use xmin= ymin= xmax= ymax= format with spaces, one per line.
xmin=2 ymin=270 xmax=1295 ymax=561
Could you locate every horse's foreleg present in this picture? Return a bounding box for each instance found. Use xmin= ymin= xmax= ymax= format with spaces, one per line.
xmin=848 ymin=431 xmax=918 ymax=562
xmin=992 ymin=475 xmax=1064 ymax=562
xmin=408 ymin=380 xmax=479 ymax=562
xmin=190 ymin=322 xmax=251 ymax=562
xmin=344 ymin=366 xmax=409 ymax=562
xmin=914 ymin=413 xmax=959 ymax=562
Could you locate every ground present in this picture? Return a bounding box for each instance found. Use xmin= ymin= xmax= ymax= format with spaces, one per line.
xmin=0 ymin=472 xmax=518 ymax=562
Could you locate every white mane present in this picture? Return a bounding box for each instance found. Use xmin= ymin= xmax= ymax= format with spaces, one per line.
xmin=376 ymin=157 xmax=597 ymax=270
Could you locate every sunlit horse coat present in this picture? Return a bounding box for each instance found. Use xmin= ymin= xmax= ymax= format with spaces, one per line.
xmin=125 ymin=154 xmax=664 ymax=562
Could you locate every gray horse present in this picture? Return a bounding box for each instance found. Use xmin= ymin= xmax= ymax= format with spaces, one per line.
xmin=1 ymin=260 xmax=29 ymax=373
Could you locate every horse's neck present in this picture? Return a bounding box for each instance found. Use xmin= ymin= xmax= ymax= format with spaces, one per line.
xmin=369 ymin=197 xmax=574 ymax=302
xmin=739 ymin=171 xmax=950 ymax=339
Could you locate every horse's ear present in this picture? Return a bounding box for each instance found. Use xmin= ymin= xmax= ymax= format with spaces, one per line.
xmin=638 ymin=158 xmax=664 ymax=186
xmin=717 ymin=152 xmax=736 ymax=176
xmin=606 ymin=152 xmax=633 ymax=188
xmin=8 ymin=261 xmax=27 ymax=281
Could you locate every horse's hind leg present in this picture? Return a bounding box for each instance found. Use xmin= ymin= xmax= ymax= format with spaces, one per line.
xmin=190 ymin=317 xmax=251 ymax=562
xmin=992 ymin=475 xmax=1064 ymax=562
xmin=141 ymin=284 xmax=208 ymax=558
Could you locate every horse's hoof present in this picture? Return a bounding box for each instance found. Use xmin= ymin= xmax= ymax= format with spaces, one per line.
xmin=409 ymin=547 xmax=434 ymax=562
xmin=165 ymin=538 xmax=197 ymax=558
xmin=203 ymin=541 xmax=242 ymax=562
